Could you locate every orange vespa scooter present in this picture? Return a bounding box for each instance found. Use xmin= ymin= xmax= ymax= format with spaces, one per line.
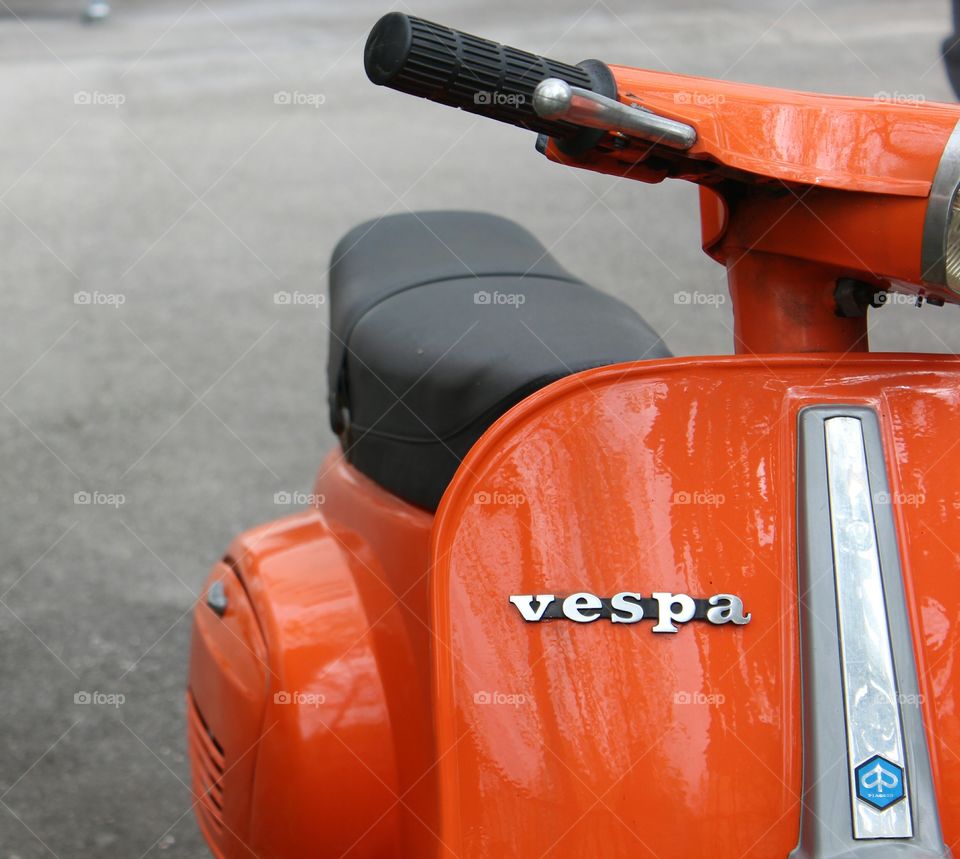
xmin=187 ymin=12 xmax=960 ymax=858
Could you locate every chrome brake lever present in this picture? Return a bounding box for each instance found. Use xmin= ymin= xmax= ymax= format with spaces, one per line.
xmin=533 ymin=78 xmax=697 ymax=151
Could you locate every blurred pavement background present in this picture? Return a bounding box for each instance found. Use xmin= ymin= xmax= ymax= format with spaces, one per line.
xmin=1 ymin=0 xmax=958 ymax=855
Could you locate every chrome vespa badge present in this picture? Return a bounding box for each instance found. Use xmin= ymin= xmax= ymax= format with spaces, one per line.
xmin=508 ymin=592 xmax=750 ymax=633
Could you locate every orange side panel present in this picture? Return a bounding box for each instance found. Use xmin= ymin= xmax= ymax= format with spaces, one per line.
xmin=431 ymin=354 xmax=960 ymax=858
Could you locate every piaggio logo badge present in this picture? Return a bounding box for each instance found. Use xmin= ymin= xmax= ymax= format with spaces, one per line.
xmin=855 ymin=755 xmax=906 ymax=810
xmin=508 ymin=592 xmax=750 ymax=633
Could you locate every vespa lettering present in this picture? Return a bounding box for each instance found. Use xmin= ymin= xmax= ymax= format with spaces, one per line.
xmin=509 ymin=592 xmax=750 ymax=633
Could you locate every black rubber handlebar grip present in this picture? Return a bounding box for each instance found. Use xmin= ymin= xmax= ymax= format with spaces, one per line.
xmin=363 ymin=12 xmax=615 ymax=143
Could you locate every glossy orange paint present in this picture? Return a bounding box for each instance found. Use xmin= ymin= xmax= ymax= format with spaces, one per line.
xmin=431 ymin=355 xmax=960 ymax=858
xmin=188 ymin=454 xmax=439 ymax=858
xmin=544 ymin=67 xmax=960 ymax=352
xmin=606 ymin=67 xmax=960 ymax=196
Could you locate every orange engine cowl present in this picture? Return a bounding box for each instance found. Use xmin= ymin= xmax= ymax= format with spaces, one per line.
xmin=187 ymin=507 xmax=420 ymax=858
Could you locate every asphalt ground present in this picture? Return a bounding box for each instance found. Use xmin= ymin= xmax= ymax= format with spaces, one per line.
xmin=1 ymin=1 xmax=959 ymax=856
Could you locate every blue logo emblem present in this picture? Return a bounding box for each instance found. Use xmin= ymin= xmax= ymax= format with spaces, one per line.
xmin=855 ymin=755 xmax=905 ymax=810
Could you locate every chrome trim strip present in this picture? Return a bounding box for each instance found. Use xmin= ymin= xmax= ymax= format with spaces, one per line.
xmin=792 ymin=407 xmax=949 ymax=859
xmin=824 ymin=416 xmax=911 ymax=839
xmin=921 ymin=117 xmax=960 ymax=288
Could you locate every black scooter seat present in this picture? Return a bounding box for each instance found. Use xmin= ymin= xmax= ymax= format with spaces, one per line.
xmin=327 ymin=211 xmax=670 ymax=510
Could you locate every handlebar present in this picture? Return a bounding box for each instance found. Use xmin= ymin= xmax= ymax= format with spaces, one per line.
xmin=363 ymin=12 xmax=616 ymax=147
